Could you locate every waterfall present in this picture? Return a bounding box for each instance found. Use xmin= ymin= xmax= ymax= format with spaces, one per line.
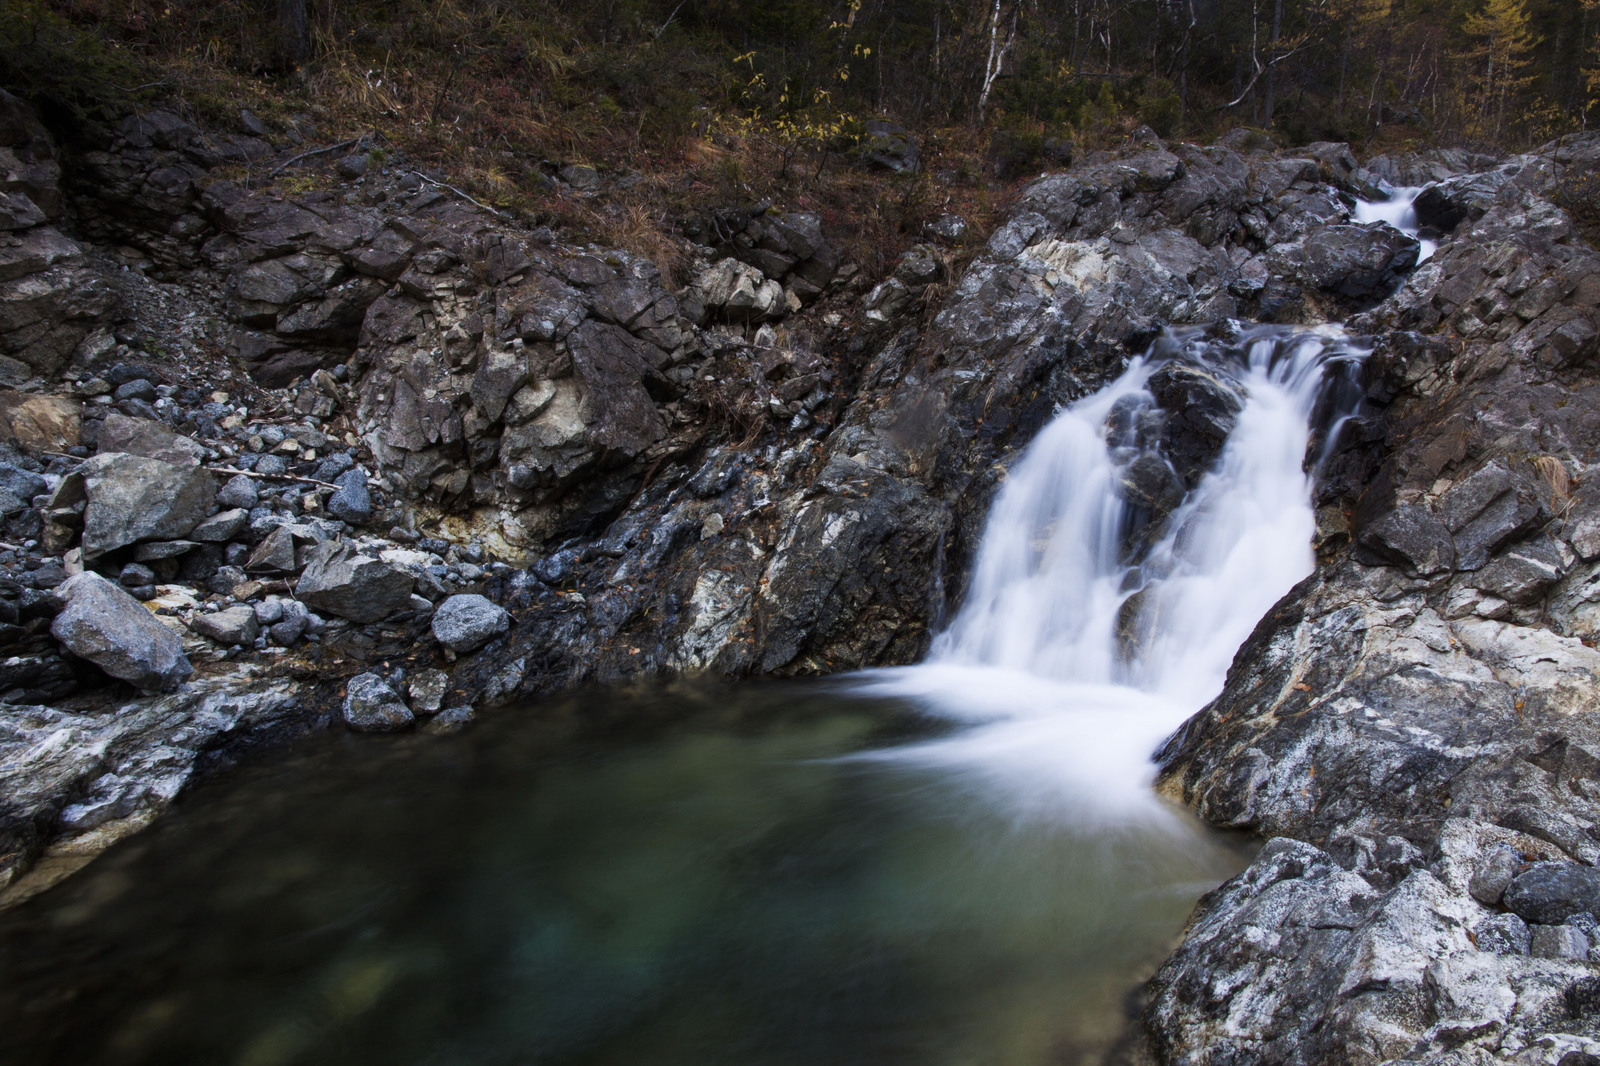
xmin=1354 ymin=185 xmax=1436 ymax=263
xmin=852 ymin=325 xmax=1368 ymax=821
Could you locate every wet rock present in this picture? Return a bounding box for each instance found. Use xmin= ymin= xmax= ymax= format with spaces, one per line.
xmin=79 ymin=453 xmax=216 ymax=559
xmin=295 ymin=540 xmax=413 ymax=623
xmin=431 ymin=593 xmax=510 ymax=653
xmin=50 ymin=571 xmax=191 ymax=691
xmin=188 ymin=605 xmax=259 ymax=646
xmin=1270 ymin=223 xmax=1420 ymax=304
xmin=1357 ymin=502 xmax=1456 ymax=575
xmin=1147 ymin=364 xmax=1243 ymax=486
xmin=341 ymin=672 xmax=413 ymax=732
xmin=1504 ymin=863 xmax=1600 ymax=925
xmin=422 ymin=704 xmax=474 ymax=735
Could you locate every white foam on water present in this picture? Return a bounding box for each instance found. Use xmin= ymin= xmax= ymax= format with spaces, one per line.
xmin=1355 ymin=185 xmax=1437 ymax=263
xmin=850 ymin=327 xmax=1367 ymax=824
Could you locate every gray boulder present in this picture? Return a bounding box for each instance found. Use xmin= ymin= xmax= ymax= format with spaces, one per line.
xmin=80 ymin=452 xmax=215 ymax=559
xmin=50 ymin=571 xmax=192 ymax=691
xmin=189 ymin=605 xmax=259 ymax=646
xmin=1505 ymin=862 xmax=1600 ymax=924
xmin=295 ymin=540 xmax=413 ymax=622
xmin=431 ymin=593 xmax=511 ymax=653
xmin=189 ymin=508 xmax=248 ymax=543
xmin=95 ymin=413 xmax=205 ymax=467
xmin=341 ymin=672 xmax=413 ymax=732
xmin=215 ymin=473 xmax=259 ymax=509
xmin=326 ymin=468 xmax=371 ymax=524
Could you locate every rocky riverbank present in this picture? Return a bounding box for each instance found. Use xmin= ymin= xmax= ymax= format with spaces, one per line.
xmin=8 ymin=79 xmax=1600 ymax=1064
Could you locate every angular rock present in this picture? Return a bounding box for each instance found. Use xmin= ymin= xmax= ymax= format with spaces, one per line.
xmin=188 ymin=605 xmax=259 ymax=646
xmin=50 ymin=572 xmax=191 ymax=691
xmin=0 ymin=390 xmax=79 ymax=451
xmin=80 ymin=453 xmax=216 ymax=559
xmin=189 ymin=508 xmax=247 ymax=543
xmin=1473 ymin=540 xmax=1564 ymax=604
xmin=1474 ymin=912 xmax=1531 ymax=955
xmin=1532 ymin=922 xmax=1590 ymax=960
xmin=244 ymin=525 xmax=297 ymax=573
xmin=408 ymin=667 xmax=448 ymax=714
xmin=1147 ymin=363 xmax=1244 ymax=486
xmin=295 ymin=540 xmax=413 ymax=623
xmin=325 ymin=468 xmax=371 ymax=525
xmin=95 ymin=413 xmax=205 ymax=467
xmin=341 ymin=672 xmax=413 ymax=733
xmin=431 ymin=593 xmax=511 ymax=653
xmin=215 ymin=473 xmax=259 ymax=509
xmin=1357 ymin=502 xmax=1456 ymax=575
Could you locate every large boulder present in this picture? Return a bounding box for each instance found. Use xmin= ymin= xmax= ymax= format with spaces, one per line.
xmin=80 ymin=452 xmax=216 ymax=559
xmin=95 ymin=413 xmax=206 ymax=466
xmin=295 ymin=539 xmax=414 ymax=622
xmin=50 ymin=572 xmax=192 ymax=691
xmin=431 ymin=593 xmax=511 ymax=653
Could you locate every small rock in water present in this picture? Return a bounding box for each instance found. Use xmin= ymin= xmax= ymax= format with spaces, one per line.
xmin=423 ymin=705 xmax=475 ymax=735
xmin=431 ymin=593 xmax=511 ymax=653
xmin=342 ymin=672 xmax=413 ymax=733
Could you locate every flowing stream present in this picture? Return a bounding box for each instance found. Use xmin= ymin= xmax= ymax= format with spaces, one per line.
xmin=0 ymin=322 xmax=1371 ymax=1065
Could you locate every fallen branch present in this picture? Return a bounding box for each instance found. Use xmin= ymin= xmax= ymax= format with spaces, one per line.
xmin=211 ymin=466 xmax=341 ymax=490
xmin=406 ymin=171 xmax=511 ymax=219
xmin=269 ymin=136 xmax=365 ymax=178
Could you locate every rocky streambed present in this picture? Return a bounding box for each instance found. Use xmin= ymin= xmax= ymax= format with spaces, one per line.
xmin=5 ymin=81 xmax=1600 ymax=1063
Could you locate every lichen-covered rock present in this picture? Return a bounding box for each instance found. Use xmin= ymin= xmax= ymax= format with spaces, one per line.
xmin=50 ymin=572 xmax=192 ymax=691
xmin=430 ymin=594 xmax=510 ymax=653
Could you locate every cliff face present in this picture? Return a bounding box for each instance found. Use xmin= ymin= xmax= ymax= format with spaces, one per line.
xmin=1151 ymin=147 xmax=1600 ymax=1063
xmin=9 ymin=82 xmax=1600 ymax=1063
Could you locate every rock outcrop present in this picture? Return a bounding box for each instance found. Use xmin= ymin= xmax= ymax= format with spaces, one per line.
xmin=1149 ymin=134 xmax=1600 ymax=1064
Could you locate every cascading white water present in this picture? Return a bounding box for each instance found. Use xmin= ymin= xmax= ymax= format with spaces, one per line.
xmin=1354 ymin=185 xmax=1437 ymax=263
xmin=853 ymin=326 xmax=1367 ymax=821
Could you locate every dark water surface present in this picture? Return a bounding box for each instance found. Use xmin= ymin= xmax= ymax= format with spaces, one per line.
xmin=0 ymin=681 xmax=1245 ymax=1066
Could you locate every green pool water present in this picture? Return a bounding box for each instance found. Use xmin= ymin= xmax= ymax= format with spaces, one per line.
xmin=0 ymin=680 xmax=1245 ymax=1066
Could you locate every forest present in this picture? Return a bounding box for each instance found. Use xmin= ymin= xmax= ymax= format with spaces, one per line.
xmin=4 ymin=1 xmax=1599 ymax=274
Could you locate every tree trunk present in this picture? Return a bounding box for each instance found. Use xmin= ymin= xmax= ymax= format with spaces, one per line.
xmin=276 ymin=0 xmax=310 ymax=68
xmin=1263 ymin=0 xmax=1283 ymax=126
